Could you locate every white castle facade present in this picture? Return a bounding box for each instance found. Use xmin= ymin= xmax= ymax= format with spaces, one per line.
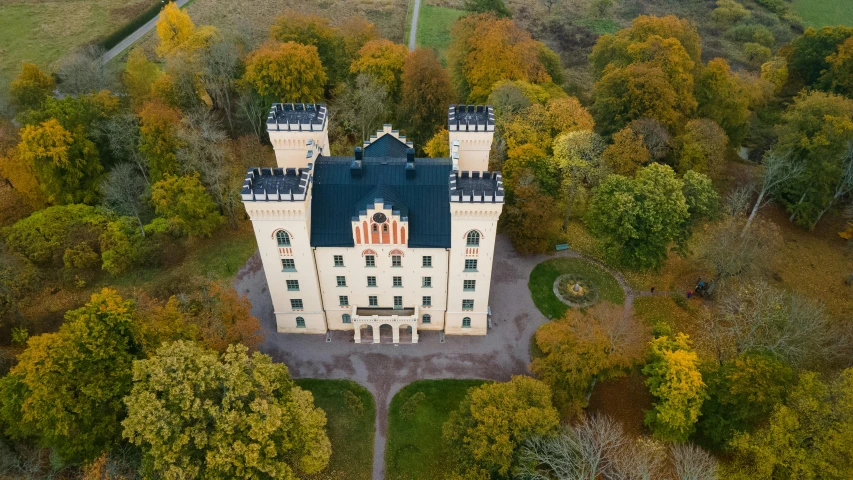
xmin=241 ymin=103 xmax=503 ymax=343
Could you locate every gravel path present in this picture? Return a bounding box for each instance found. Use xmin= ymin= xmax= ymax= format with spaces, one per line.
xmin=233 ymin=235 xmax=647 ymax=479
xmin=408 ymin=0 xmax=422 ymax=52
xmin=102 ymin=0 xmax=191 ymax=64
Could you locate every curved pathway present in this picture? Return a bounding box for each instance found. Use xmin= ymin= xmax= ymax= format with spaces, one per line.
xmin=407 ymin=0 xmax=422 ymax=51
xmin=233 ymin=235 xmax=651 ymax=479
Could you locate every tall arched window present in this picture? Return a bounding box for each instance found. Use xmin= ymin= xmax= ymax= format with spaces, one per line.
xmin=383 ymin=224 xmax=388 ymax=233
xmin=373 ymin=224 xmax=378 ymax=232
xmin=422 ymin=314 xmax=431 ymax=324
xmin=342 ymin=314 xmax=351 ymax=324
xmin=276 ymin=230 xmax=291 ymax=246
xmin=466 ymin=231 xmax=480 ymax=246
xmin=462 ymin=317 xmax=471 ymax=328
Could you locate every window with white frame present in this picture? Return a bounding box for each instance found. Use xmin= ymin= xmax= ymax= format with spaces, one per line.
xmin=392 ymin=255 xmax=401 ymax=267
xmin=422 ymin=276 xmax=431 ymax=287
xmin=276 ymin=230 xmax=291 ymax=246
xmin=393 ymin=276 xmax=402 ymax=287
xmin=286 ymin=280 xmax=299 ymax=291
xmin=394 ymin=296 xmax=403 ymax=308
xmin=422 ymin=256 xmax=432 ymax=267
xmin=369 ymin=295 xmax=378 ymax=306
xmin=464 ymin=259 xmax=477 ymax=271
xmin=342 ymin=314 xmax=351 ymax=324
xmin=291 ymin=299 xmax=304 ymax=310
xmin=462 ymin=299 xmax=474 ymax=310
xmin=339 ymin=295 xmax=349 ymax=306
xmin=422 ymin=296 xmax=431 ymax=307
xmin=282 ymin=258 xmax=296 ymax=270
xmin=296 ymin=317 xmax=306 ymax=328
xmin=423 ymin=314 xmax=431 ymax=324
xmin=367 ymin=276 xmax=377 ymax=287
xmin=365 ymin=255 xmax=375 ymax=267
xmin=467 ymin=231 xmax=480 ymax=246
xmin=462 ymin=317 xmax=471 ymax=328
xmin=463 ymin=280 xmax=476 ymax=291
xmin=336 ymin=276 xmax=346 ymax=287
xmin=334 ymin=255 xmax=344 ymax=267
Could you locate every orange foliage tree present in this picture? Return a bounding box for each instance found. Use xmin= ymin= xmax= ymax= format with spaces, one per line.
xmin=400 ymin=49 xmax=456 ymax=151
xmin=188 ymin=281 xmax=264 ymax=352
xmin=243 ymin=42 xmax=327 ymax=103
xmin=350 ymin=39 xmax=409 ymax=101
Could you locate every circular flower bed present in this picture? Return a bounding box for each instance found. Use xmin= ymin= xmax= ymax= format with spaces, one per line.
xmin=553 ymin=274 xmax=600 ymax=308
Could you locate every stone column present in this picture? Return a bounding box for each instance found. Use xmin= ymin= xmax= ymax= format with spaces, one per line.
xmin=354 ymin=322 xmax=361 ymax=343
xmin=372 ymin=323 xmax=380 ymax=344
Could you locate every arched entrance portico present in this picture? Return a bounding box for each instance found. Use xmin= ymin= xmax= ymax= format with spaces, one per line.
xmin=351 ymin=305 xmax=419 ymax=344
xmin=378 ymin=324 xmax=394 ymax=343
xmin=399 ymin=325 xmax=413 ymax=343
xmin=356 ymin=324 xmax=375 ymax=344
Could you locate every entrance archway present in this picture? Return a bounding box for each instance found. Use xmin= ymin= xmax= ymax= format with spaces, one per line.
xmin=378 ymin=324 xmax=394 ymax=343
xmin=399 ymin=324 xmax=413 ymax=343
xmin=358 ymin=325 xmax=374 ymax=343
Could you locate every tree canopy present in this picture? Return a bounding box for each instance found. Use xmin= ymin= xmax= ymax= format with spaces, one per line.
xmin=243 ymin=41 xmax=327 ymax=103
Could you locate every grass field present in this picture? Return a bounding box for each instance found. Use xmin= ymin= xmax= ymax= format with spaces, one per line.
xmin=792 ymin=0 xmax=853 ymax=26
xmin=295 ymin=379 xmax=375 ymax=480
xmin=386 ymin=379 xmax=488 ymax=480
xmin=415 ymin=5 xmax=466 ymax=59
xmin=0 ymin=0 xmax=151 ymax=107
xmin=528 ymin=257 xmax=625 ymax=320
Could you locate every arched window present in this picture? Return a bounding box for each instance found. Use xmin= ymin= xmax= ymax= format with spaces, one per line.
xmin=342 ymin=314 xmax=351 ymax=324
xmin=383 ymin=224 xmax=388 ymax=233
xmin=296 ymin=317 xmax=306 ymax=328
xmin=373 ymin=224 xmax=378 ymax=232
xmin=466 ymin=231 xmax=480 ymax=246
xmin=462 ymin=317 xmax=471 ymax=328
xmin=276 ymin=230 xmax=291 ymax=246
xmin=422 ymin=314 xmax=431 ymax=324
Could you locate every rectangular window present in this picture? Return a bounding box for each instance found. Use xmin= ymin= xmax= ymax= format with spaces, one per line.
xmin=462 ymin=317 xmax=471 ymax=328
xmin=422 ymin=296 xmax=431 ymax=307
xmin=367 ymin=276 xmax=377 ymax=287
xmin=296 ymin=317 xmax=306 ymax=328
xmin=281 ymin=258 xmax=296 ymax=271
xmin=334 ymin=255 xmax=344 ymax=267
xmin=464 ymin=259 xmax=478 ymax=271
xmin=422 ymin=256 xmax=432 ymax=267
xmin=422 ymin=314 xmax=431 ymax=324
xmin=339 ymin=295 xmax=349 ymax=306
xmin=365 ymin=255 xmax=375 ymax=267
xmin=422 ymin=276 xmax=432 ymax=288
xmin=336 ymin=276 xmax=347 ymax=287
xmin=342 ymin=314 xmax=351 ymax=324
xmin=394 ymin=296 xmax=403 ymax=308
xmin=462 ymin=299 xmax=474 ymax=311
xmin=393 ymin=276 xmax=402 ymax=287
xmin=286 ymin=280 xmax=300 ymax=291
xmin=392 ymin=255 xmax=401 ymax=267
xmin=291 ymin=299 xmax=304 ymax=310
xmin=464 ymin=280 xmax=476 ymax=291
xmin=369 ymin=295 xmax=378 ymax=307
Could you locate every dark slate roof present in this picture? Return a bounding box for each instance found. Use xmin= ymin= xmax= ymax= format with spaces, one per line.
xmin=364 ymin=134 xmax=410 ymax=158
xmin=310 ymin=155 xmax=453 ymax=248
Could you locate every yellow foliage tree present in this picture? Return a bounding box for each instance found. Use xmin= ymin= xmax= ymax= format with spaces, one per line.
xmin=602 ymin=126 xmax=649 ymax=176
xmin=545 ymin=97 xmax=595 ymax=136
xmin=9 ymin=62 xmax=56 ymax=112
xmin=243 ymin=42 xmax=327 ymax=103
xmin=123 ymin=48 xmax=162 ymax=107
xmin=155 ymin=2 xmax=215 ymax=57
xmin=350 ymin=39 xmax=409 ymax=100
xmin=423 ymin=128 xmax=449 ymax=157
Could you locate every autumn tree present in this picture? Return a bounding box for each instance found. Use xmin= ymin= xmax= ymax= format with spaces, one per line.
xmin=335 ymin=74 xmax=390 ymax=142
xmin=602 ymin=126 xmax=649 ymax=176
xmin=423 ymin=128 xmax=450 ymax=157
xmin=699 ymin=353 xmax=795 ymax=448
xmin=155 ymin=2 xmax=216 ymax=57
xmin=338 ymin=16 xmax=378 ymax=59
xmin=57 ymin=45 xmax=115 ymax=95
xmin=270 ymin=11 xmax=348 ymax=87
xmin=16 ymin=118 xmax=102 ymax=205
xmin=627 ymin=117 xmax=671 ymax=161
xmin=443 ymin=376 xmax=559 ymax=477
xmin=503 ymin=104 xmax=552 ymax=152
xmin=186 ymin=281 xmax=264 ymax=352
xmin=0 ymin=289 xmax=141 ymax=464
xmin=545 ymin=97 xmax=595 ymax=138
xmin=676 ymin=119 xmax=729 ymax=176
xmin=553 ymin=130 xmax=607 ymax=224
xmin=774 ymin=91 xmax=853 ymax=228
xmin=788 ymin=25 xmax=853 ymax=86
xmin=729 ymin=369 xmax=853 ymax=479
xmin=448 ymin=13 xmax=551 ymax=102
xmin=197 ymin=39 xmax=241 ymax=132
xmin=761 ymin=56 xmax=788 ymax=94
xmin=593 ymin=63 xmax=684 ymax=136
xmin=531 ymin=304 xmax=647 ymax=415
xmin=149 ymin=173 xmax=222 ymax=237
xmin=643 ymin=333 xmax=706 ymax=443
xmin=694 ymin=58 xmax=751 ymax=146
xmin=502 ymin=144 xmax=558 ymax=197
xmin=350 ymin=39 xmax=408 ymax=101
xmin=101 ymin=163 xmax=148 ymax=235
xmin=696 ymin=213 xmax=781 ymax=287
xmin=400 ymin=49 xmax=456 ymax=150
xmin=586 ymin=164 xmax=691 ymax=269
xmin=503 ymin=172 xmax=562 ymax=253
xmin=9 ymin=63 xmax=55 ymax=112
xmin=464 ymin=0 xmax=511 ymax=17
xmin=243 ymin=41 xmax=327 ymax=103
xmin=711 ymin=0 xmax=750 ymax=26
xmin=138 ymin=101 xmax=182 ymax=182
xmin=824 ymin=37 xmax=853 ymax=96
xmin=123 ymin=341 xmax=331 ymax=479
xmin=123 ymin=48 xmax=162 ymax=107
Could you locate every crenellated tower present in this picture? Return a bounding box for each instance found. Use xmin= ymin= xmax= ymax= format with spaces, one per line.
xmin=266 ymin=103 xmax=330 ymax=169
xmin=447 ymin=104 xmax=495 ymax=172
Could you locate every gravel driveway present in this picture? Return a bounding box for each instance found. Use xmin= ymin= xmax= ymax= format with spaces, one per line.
xmin=233 ymin=234 xmax=634 ymax=479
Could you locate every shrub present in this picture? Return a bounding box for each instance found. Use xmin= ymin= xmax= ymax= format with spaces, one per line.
xmin=744 ymin=42 xmax=772 ymax=64
xmin=400 ymin=391 xmax=425 ymax=419
xmin=727 ymin=24 xmax=775 ymax=47
xmin=344 ymin=389 xmax=365 ymax=415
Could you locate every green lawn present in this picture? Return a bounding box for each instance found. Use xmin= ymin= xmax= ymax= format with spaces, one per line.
xmin=295 ymin=379 xmax=376 ymax=480
xmin=792 ymin=0 xmax=853 ymax=27
xmin=528 ymin=257 xmax=625 ymax=320
xmin=386 ymin=379 xmax=488 ymax=480
xmin=415 ymin=5 xmax=466 ymax=60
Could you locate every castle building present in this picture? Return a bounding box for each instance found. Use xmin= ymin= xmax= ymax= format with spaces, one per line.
xmin=241 ymin=103 xmax=503 ymax=343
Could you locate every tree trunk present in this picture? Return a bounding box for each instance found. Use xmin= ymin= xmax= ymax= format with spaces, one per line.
xmin=789 ymin=191 xmax=806 ymax=222
xmin=742 ymin=187 xmax=767 ymax=236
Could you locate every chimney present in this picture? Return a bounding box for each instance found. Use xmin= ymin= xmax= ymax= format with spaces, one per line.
xmin=405 ymin=148 xmax=416 ymax=179
xmin=354 ymin=146 xmax=363 ymax=160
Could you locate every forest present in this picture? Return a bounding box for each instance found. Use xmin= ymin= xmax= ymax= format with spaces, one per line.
xmin=0 ymin=0 xmax=852 ymax=477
